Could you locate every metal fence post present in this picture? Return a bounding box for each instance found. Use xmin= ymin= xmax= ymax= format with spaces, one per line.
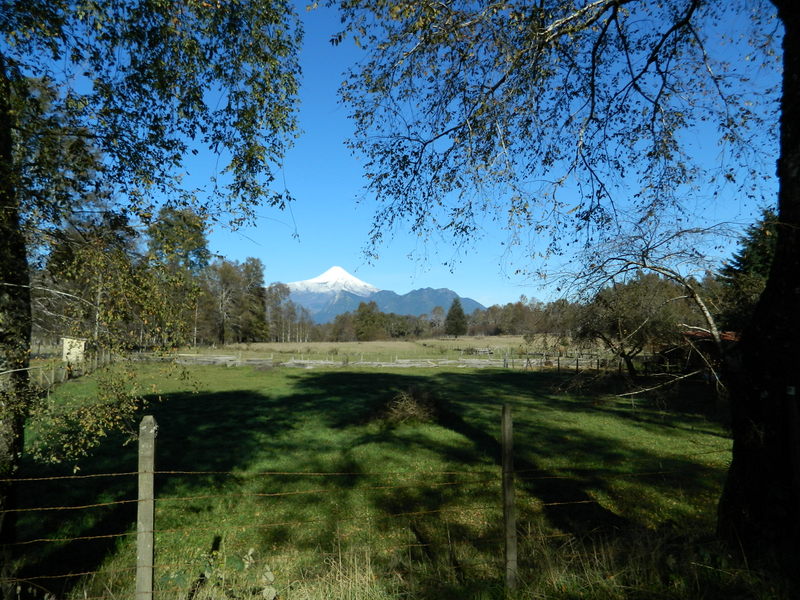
xmin=502 ymin=404 xmax=518 ymax=591
xmin=137 ymin=416 xmax=158 ymax=600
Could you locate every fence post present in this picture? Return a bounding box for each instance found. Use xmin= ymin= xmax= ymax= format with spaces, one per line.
xmin=501 ymin=404 xmax=518 ymax=591
xmin=136 ymin=415 xmax=158 ymax=600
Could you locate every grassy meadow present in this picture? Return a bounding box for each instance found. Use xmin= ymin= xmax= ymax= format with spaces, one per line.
xmin=13 ymin=358 xmax=790 ymax=599
xmin=178 ymin=335 xmax=595 ymax=363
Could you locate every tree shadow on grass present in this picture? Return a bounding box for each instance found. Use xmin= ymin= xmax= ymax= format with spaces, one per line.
xmin=14 ymin=367 xmax=730 ymax=598
xmin=288 ymin=369 xmax=728 ymax=535
xmin=16 ymin=387 xmax=299 ymax=597
xmin=278 ymin=369 xmax=730 ymax=598
xmin=14 ymin=371 xmax=438 ymax=596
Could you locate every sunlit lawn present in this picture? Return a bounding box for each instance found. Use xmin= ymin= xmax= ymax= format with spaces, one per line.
xmin=16 ymin=363 xmax=735 ymax=599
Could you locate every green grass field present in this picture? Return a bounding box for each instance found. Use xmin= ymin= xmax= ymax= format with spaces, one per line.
xmin=14 ymin=362 xmax=789 ymax=599
xmin=175 ymin=334 xmax=601 ymax=363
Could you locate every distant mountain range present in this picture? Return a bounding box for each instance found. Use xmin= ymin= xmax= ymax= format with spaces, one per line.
xmin=286 ymin=266 xmax=485 ymax=323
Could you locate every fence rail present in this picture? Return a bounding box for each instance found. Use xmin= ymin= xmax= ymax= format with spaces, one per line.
xmin=0 ymin=348 xmax=115 ymax=394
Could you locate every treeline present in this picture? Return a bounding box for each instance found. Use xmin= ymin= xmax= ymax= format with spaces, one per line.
xmin=31 ymin=206 xmax=277 ymax=349
xmin=32 ymin=205 xmax=770 ymax=363
xmin=317 ymin=297 xmax=579 ymax=342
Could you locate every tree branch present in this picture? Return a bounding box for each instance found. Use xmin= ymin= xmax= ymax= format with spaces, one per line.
xmin=617 ymin=369 xmax=703 ymax=397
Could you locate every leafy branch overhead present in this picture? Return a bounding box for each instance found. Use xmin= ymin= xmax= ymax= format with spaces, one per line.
xmin=337 ymin=0 xmax=778 ymax=255
xmin=3 ymin=0 xmax=302 ymax=225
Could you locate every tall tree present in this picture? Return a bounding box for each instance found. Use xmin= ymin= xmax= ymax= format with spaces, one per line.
xmin=146 ymin=208 xmax=211 ymax=346
xmin=576 ymin=273 xmax=696 ymax=377
xmin=264 ymin=282 xmax=290 ymax=342
xmin=0 ymin=0 xmax=301 ymax=585
xmin=201 ymin=258 xmax=268 ymax=345
xmin=237 ymin=257 xmax=268 ymax=343
xmin=147 ymin=206 xmax=211 ymax=275
xmin=354 ymin=300 xmax=388 ymax=341
xmin=336 ymin=0 xmax=800 ymax=558
xmin=717 ymin=208 xmax=778 ymax=329
xmin=444 ymin=297 xmax=468 ymax=337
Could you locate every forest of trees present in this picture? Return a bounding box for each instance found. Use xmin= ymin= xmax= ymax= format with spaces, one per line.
xmin=27 ymin=206 xmax=769 ymax=356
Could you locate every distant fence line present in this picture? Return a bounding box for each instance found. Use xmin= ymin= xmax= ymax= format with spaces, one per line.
xmin=0 ymin=348 xmax=114 ymax=393
xmin=162 ymin=353 xmax=640 ymax=372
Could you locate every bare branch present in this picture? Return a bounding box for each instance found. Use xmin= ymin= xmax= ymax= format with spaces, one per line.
xmin=617 ymin=369 xmax=703 ymax=397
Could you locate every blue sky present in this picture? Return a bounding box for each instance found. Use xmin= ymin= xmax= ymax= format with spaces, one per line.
xmin=203 ymin=3 xmax=775 ymax=308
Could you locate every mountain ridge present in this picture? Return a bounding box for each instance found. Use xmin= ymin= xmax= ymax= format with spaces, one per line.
xmin=284 ymin=267 xmax=485 ymax=323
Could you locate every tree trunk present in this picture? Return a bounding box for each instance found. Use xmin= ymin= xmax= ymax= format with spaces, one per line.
xmin=718 ymin=2 xmax=800 ymax=563
xmin=621 ymin=354 xmax=637 ymax=379
xmin=0 ymin=55 xmax=33 ymax=599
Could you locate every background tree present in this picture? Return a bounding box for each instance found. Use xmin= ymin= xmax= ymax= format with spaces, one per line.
xmin=716 ymin=208 xmax=777 ymax=330
xmin=146 ymin=206 xmax=211 ymax=346
xmin=147 ymin=207 xmax=211 ymax=274
xmin=354 ymin=301 xmax=389 ymax=341
xmin=576 ymin=273 xmax=696 ymax=377
xmin=200 ymin=258 xmax=268 ymax=345
xmin=331 ymin=311 xmax=357 ymax=342
xmin=265 ymin=283 xmax=292 ymax=342
xmin=335 ymin=0 xmax=800 ymax=557
xmin=444 ymin=298 xmax=468 ymax=337
xmin=236 ymin=258 xmax=268 ymax=343
xmin=429 ymin=305 xmax=445 ymax=335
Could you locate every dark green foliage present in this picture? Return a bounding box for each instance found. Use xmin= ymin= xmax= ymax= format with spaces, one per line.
xmin=147 ymin=207 xmax=211 ymax=275
xmin=717 ymin=208 xmax=777 ymax=329
xmin=444 ymin=298 xmax=468 ymax=337
xmin=354 ymin=301 xmax=388 ymax=341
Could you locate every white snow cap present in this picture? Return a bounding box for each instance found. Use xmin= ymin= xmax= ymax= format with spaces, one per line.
xmin=287 ymin=266 xmax=380 ymax=297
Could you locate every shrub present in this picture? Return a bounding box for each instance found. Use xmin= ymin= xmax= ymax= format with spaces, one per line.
xmin=383 ymin=386 xmax=437 ymax=424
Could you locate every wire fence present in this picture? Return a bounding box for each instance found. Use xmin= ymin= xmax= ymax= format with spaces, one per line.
xmin=0 ymin=348 xmax=116 ymax=395
xmin=1 ymin=411 xmax=731 ymax=600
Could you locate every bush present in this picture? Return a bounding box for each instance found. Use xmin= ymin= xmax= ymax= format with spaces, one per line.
xmin=383 ymin=386 xmax=437 ymax=424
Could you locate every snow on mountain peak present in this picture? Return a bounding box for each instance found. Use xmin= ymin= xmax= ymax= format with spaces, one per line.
xmin=288 ymin=266 xmax=380 ymax=297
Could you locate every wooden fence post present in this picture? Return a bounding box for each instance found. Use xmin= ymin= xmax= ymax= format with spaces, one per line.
xmin=502 ymin=404 xmax=518 ymax=591
xmin=137 ymin=415 xmax=158 ymax=600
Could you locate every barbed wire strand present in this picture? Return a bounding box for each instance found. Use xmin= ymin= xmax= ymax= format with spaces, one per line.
xmin=0 ymin=471 xmax=137 ymax=483
xmin=4 ymin=477 xmax=500 ymax=515
xmin=2 ymin=451 xmax=731 ymax=485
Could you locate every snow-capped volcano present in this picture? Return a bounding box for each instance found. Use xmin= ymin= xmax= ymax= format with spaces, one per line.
xmin=287 ymin=266 xmax=380 ymax=297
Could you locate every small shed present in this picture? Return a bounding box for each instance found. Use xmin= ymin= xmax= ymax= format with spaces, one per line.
xmin=61 ymin=337 xmax=87 ymax=364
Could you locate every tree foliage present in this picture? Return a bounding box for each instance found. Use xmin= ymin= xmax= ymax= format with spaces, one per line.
xmin=0 ymin=0 xmax=302 ymax=580
xmin=576 ymin=273 xmax=698 ymax=377
xmin=3 ymin=0 xmax=301 ymax=225
xmin=147 ymin=207 xmax=211 ymax=275
xmin=335 ymin=0 xmax=800 ymax=560
xmin=717 ymin=208 xmax=777 ymax=329
xmin=337 ymin=0 xmax=777 ymax=257
xmin=444 ymin=297 xmax=468 ymax=337
xmin=199 ymin=258 xmax=268 ymax=345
